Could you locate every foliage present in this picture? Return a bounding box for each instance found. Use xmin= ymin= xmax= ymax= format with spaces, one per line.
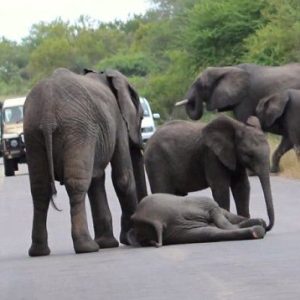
xmin=184 ymin=0 xmax=267 ymax=69
xmin=0 ymin=0 xmax=300 ymax=119
xmin=97 ymin=52 xmax=156 ymax=76
xmin=244 ymin=0 xmax=300 ymax=65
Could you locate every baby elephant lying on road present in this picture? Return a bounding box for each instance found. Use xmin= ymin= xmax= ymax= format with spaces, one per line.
xmin=128 ymin=194 xmax=266 ymax=247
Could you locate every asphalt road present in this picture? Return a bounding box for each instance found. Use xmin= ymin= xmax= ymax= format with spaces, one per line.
xmin=0 ymin=160 xmax=300 ymax=300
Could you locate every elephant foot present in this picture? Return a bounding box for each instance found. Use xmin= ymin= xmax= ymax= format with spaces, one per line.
xmin=270 ymin=165 xmax=280 ymax=174
xmin=73 ymin=238 xmax=99 ymax=254
xmin=95 ymin=236 xmax=119 ymax=248
xmin=120 ymin=230 xmax=130 ymax=245
xmin=28 ymin=243 xmax=51 ymax=257
xmin=239 ymin=218 xmax=267 ymax=229
xmin=251 ymin=225 xmax=266 ymax=239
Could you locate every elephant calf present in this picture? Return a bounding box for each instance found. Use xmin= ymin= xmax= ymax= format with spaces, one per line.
xmin=145 ymin=115 xmax=274 ymax=231
xmin=256 ymin=89 xmax=300 ymax=173
xmin=128 ymin=194 xmax=266 ymax=247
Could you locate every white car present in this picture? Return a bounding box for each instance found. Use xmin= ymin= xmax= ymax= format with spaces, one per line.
xmin=140 ymin=97 xmax=160 ymax=143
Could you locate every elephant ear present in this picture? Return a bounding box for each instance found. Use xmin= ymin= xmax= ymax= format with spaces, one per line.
xmin=202 ymin=115 xmax=237 ymax=171
xmin=106 ymin=69 xmax=143 ymax=146
xmin=256 ymin=91 xmax=290 ymax=127
xmin=207 ymin=67 xmax=250 ymax=111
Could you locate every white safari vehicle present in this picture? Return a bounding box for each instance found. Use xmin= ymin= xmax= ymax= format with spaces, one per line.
xmin=1 ymin=97 xmax=26 ymax=176
xmin=140 ymin=97 xmax=160 ymax=144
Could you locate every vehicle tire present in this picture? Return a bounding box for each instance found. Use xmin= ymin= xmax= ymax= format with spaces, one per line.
xmin=14 ymin=159 xmax=19 ymax=171
xmin=4 ymin=158 xmax=15 ymax=176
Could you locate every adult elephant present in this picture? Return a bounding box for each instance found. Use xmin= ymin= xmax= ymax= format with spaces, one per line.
xmin=128 ymin=194 xmax=266 ymax=247
xmin=144 ymin=115 xmax=274 ymax=231
xmin=178 ymin=63 xmax=300 ymax=172
xmin=24 ymin=68 xmax=147 ymax=256
xmin=256 ymin=89 xmax=300 ymax=172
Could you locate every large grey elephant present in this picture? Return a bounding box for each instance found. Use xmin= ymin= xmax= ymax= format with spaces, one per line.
xmin=256 ymin=89 xmax=300 ymax=172
xmin=24 ymin=68 xmax=147 ymax=256
xmin=144 ymin=115 xmax=274 ymax=231
xmin=128 ymin=194 xmax=266 ymax=247
xmin=179 ymin=63 xmax=300 ymax=172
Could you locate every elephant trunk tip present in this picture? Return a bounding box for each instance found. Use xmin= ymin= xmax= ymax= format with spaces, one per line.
xmin=266 ymin=219 xmax=274 ymax=232
xmin=185 ymin=98 xmax=203 ymax=120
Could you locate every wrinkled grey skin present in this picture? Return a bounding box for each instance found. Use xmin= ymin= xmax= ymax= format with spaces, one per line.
xmin=128 ymin=194 xmax=266 ymax=247
xmin=256 ymin=89 xmax=300 ymax=172
xmin=184 ymin=63 xmax=300 ymax=173
xmin=145 ymin=115 xmax=274 ymax=231
xmin=24 ymin=68 xmax=147 ymax=256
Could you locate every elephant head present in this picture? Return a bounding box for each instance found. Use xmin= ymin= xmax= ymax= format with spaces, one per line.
xmin=202 ymin=115 xmax=274 ymax=231
xmin=256 ymin=91 xmax=290 ymax=128
xmin=183 ymin=67 xmax=250 ymax=120
xmin=84 ymin=68 xmax=144 ymax=147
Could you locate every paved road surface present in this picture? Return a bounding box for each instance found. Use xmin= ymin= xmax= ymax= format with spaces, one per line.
xmin=0 ymin=161 xmax=300 ymax=299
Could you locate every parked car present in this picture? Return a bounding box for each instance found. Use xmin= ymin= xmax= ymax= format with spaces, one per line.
xmin=1 ymin=97 xmax=26 ymax=176
xmin=140 ymin=97 xmax=160 ymax=143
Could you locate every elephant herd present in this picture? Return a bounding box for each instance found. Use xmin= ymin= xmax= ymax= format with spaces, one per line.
xmin=23 ymin=63 xmax=300 ymax=256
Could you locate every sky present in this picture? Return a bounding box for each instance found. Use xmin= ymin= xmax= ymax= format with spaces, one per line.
xmin=0 ymin=0 xmax=152 ymax=42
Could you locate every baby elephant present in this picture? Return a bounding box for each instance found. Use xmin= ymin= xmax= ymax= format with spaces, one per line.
xmin=145 ymin=115 xmax=274 ymax=231
xmin=128 ymin=194 xmax=266 ymax=247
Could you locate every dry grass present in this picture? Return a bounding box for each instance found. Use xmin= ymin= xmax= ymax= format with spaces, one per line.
xmin=268 ymin=134 xmax=300 ymax=180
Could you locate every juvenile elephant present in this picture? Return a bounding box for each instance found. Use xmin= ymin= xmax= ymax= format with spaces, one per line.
xmin=177 ymin=63 xmax=300 ymax=173
xmin=256 ymin=89 xmax=300 ymax=172
xmin=128 ymin=194 xmax=266 ymax=247
xmin=145 ymin=115 xmax=274 ymax=231
xmin=24 ymin=68 xmax=147 ymax=256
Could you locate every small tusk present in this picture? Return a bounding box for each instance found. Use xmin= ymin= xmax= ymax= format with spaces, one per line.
xmin=175 ymin=99 xmax=188 ymax=107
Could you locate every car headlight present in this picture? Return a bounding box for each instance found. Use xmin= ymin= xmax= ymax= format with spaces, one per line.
xmin=10 ymin=139 xmax=18 ymax=148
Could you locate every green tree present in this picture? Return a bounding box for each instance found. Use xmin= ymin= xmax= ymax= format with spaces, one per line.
xmin=244 ymin=0 xmax=300 ymax=65
xmin=184 ymin=0 xmax=267 ymax=70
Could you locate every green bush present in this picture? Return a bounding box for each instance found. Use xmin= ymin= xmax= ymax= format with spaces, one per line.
xmin=97 ymin=53 xmax=156 ymax=77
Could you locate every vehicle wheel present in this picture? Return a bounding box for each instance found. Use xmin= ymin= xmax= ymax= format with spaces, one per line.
xmin=14 ymin=160 xmax=19 ymax=171
xmin=4 ymin=158 xmax=15 ymax=176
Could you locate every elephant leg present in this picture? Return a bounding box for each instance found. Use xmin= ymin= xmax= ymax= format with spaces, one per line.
xmin=111 ymin=139 xmax=138 ymax=245
xmin=145 ymin=162 xmax=176 ymax=194
xmin=231 ymin=169 xmax=250 ymax=218
xmin=221 ymin=209 xmax=266 ymax=228
xmin=27 ymin=143 xmax=51 ymax=257
xmin=88 ymin=175 xmax=119 ymax=248
xmin=206 ymin=156 xmax=231 ymax=210
xmin=210 ymin=208 xmax=238 ymax=230
xmin=210 ymin=184 xmax=230 ymax=211
xmin=64 ymin=141 xmax=99 ymax=254
xmin=165 ymin=225 xmax=265 ymax=245
xmin=271 ymin=136 xmax=292 ymax=173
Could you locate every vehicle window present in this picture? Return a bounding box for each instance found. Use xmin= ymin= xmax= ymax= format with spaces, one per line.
xmin=4 ymin=106 xmax=23 ymax=124
xmin=141 ymin=101 xmax=150 ymax=117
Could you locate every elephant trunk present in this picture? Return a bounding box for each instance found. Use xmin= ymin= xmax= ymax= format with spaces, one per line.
xmin=130 ymin=146 xmax=147 ymax=202
xmin=185 ymin=84 xmax=204 ymax=120
xmin=258 ymin=172 xmax=275 ymax=231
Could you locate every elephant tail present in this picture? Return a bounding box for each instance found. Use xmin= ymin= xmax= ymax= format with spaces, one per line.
xmin=42 ymin=124 xmax=61 ymax=211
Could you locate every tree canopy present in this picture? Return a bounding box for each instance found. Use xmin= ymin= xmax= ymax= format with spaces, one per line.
xmin=1 ymin=0 xmax=300 ymax=118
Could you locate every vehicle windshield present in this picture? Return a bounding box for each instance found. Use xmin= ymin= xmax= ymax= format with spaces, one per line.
xmin=3 ymin=106 xmax=24 ymax=124
xmin=141 ymin=101 xmax=150 ymax=117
